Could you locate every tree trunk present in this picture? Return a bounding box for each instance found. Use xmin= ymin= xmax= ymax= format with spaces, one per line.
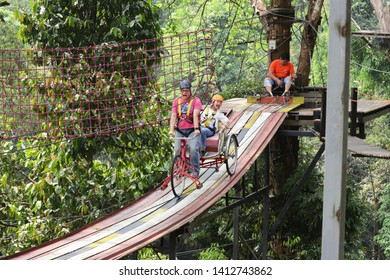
xmin=370 ymin=0 xmax=390 ymax=60
xmin=269 ymin=134 xmax=299 ymax=193
xmin=252 ymin=1 xmax=324 ymax=189
xmin=370 ymin=0 xmax=390 ymax=33
xmin=264 ymin=0 xmax=298 ymax=190
xmin=266 ymin=0 xmax=295 ymax=61
xmin=295 ymin=0 xmax=324 ymax=87
xmin=251 ymin=0 xmax=267 ymax=26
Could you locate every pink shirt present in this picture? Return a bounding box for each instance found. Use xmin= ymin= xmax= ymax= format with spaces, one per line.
xmin=172 ymin=97 xmax=203 ymax=129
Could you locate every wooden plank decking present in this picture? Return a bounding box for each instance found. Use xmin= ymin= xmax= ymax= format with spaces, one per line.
xmin=348 ymin=136 xmax=390 ymax=159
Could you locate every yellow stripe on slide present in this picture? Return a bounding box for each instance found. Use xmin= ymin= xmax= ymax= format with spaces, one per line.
xmin=141 ymin=208 xmax=168 ymax=222
xmin=278 ymin=97 xmax=305 ymax=112
xmin=244 ymin=111 xmax=261 ymax=128
xmin=89 ymin=233 xmax=121 ymax=248
xmin=183 ymin=182 xmax=198 ymax=195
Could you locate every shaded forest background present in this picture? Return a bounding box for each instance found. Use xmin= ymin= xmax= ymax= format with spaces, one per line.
xmin=0 ymin=0 xmax=389 ymax=259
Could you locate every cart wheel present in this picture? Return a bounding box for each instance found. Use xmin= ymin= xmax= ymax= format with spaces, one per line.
xmin=225 ymin=134 xmax=238 ymax=175
xmin=171 ymin=155 xmax=186 ymax=197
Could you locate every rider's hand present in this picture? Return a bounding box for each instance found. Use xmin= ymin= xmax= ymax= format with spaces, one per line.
xmin=277 ymin=79 xmax=283 ymax=86
xmin=194 ymin=129 xmax=201 ymax=137
xmin=169 ymin=130 xmax=175 ymax=137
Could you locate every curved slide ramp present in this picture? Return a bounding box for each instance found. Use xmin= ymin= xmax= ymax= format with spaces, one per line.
xmin=5 ymin=98 xmax=297 ymax=260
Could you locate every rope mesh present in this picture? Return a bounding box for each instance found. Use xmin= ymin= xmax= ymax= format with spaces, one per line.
xmin=0 ymin=30 xmax=215 ymax=140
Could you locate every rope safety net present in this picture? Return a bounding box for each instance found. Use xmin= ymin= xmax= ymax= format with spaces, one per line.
xmin=0 ymin=29 xmax=215 ymax=140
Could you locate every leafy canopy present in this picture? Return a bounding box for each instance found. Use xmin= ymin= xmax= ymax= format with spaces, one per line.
xmin=16 ymin=0 xmax=161 ymax=48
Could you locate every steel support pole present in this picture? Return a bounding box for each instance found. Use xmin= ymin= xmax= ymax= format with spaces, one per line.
xmin=350 ymin=87 xmax=358 ymax=136
xmin=269 ymin=144 xmax=325 ymax=237
xmin=233 ymin=182 xmax=241 ymax=259
xmin=261 ymin=145 xmax=270 ymax=259
xmin=322 ymin=0 xmax=351 ymax=260
xmin=169 ymin=231 xmax=177 ymax=260
xmin=233 ymin=205 xmax=239 ymax=259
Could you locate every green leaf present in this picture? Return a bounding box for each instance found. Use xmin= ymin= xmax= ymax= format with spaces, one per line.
xmin=67 ymin=16 xmax=75 ymax=27
xmin=1 ymin=173 xmax=8 ymax=187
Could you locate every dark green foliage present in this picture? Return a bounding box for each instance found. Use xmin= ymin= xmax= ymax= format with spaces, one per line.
xmin=223 ymin=79 xmax=265 ymax=99
xmin=376 ymin=184 xmax=390 ymax=259
xmin=0 ymin=127 xmax=173 ymax=256
xmin=1 ymin=0 xmax=390 ymax=260
xmin=15 ymin=0 xmax=161 ymax=48
xmin=0 ymin=1 xmax=10 ymax=22
xmin=0 ymin=2 xmax=24 ymax=49
xmin=0 ymin=0 xmax=170 ymax=257
xmin=351 ymin=0 xmax=377 ymax=30
xmin=198 ymin=243 xmax=229 ymax=260
xmin=156 ymin=0 xmax=266 ymax=92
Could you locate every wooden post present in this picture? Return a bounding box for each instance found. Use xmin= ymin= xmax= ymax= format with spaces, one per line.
xmin=321 ymin=88 xmax=327 ymax=137
xmin=322 ymin=0 xmax=351 ymax=260
xmin=350 ymin=87 xmax=358 ymax=136
xmin=265 ymin=0 xmax=295 ymax=61
xmin=267 ymin=0 xmax=298 ymax=191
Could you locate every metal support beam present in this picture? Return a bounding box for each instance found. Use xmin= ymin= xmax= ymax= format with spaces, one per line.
xmin=233 ymin=184 xmax=240 ymax=259
xmin=169 ymin=231 xmax=177 ymax=260
xmin=262 ymin=145 xmax=270 ymax=260
xmin=320 ymin=88 xmax=327 ymax=137
xmin=276 ymin=130 xmax=317 ymax=137
xmin=269 ymin=144 xmax=325 ymax=236
xmin=256 ymin=144 xmax=325 ymax=257
xmin=352 ymin=30 xmax=390 ymax=38
xmin=350 ymin=88 xmax=358 ymax=136
xmin=322 ymin=0 xmax=351 ymax=260
xmin=190 ymin=186 xmax=270 ymax=227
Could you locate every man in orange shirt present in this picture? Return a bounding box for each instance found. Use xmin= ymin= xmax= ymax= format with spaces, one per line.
xmin=264 ymin=52 xmax=297 ymax=96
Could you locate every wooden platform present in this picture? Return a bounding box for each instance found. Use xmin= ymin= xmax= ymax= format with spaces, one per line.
xmin=232 ymin=95 xmax=390 ymax=159
xmin=348 ymin=136 xmax=390 ymax=159
xmin=351 ymin=100 xmax=390 ymax=122
xmin=284 ymin=98 xmax=390 ymax=128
